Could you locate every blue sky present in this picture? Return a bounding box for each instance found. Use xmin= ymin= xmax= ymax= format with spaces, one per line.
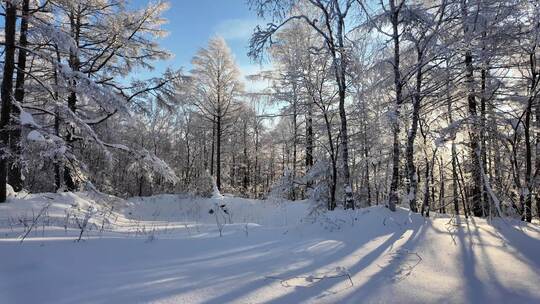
xmin=133 ymin=0 xmax=269 ymax=82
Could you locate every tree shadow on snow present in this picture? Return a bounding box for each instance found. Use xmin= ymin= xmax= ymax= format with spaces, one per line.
xmin=452 ymin=217 xmax=539 ymax=303
xmin=201 ymin=210 xmax=419 ymax=304
xmin=27 ymin=211 xmax=540 ymax=304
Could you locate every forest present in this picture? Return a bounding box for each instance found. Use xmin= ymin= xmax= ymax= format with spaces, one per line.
xmin=0 ymin=1 xmax=539 ymax=303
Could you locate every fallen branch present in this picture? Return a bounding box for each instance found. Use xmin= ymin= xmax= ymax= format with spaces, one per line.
xmin=264 ymin=267 xmax=353 ymax=288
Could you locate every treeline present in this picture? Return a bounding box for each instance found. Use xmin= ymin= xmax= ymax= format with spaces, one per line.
xmin=1 ymin=0 xmax=539 ymax=222
xmin=0 ymin=0 xmax=179 ymax=200
xmin=244 ymin=0 xmax=540 ymax=222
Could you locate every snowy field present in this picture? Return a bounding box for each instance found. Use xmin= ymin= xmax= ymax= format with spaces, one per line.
xmin=0 ymin=192 xmax=539 ymax=304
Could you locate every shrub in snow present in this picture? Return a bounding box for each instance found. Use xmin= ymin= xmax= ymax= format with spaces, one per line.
xmin=302 ymin=161 xmax=332 ymax=211
xmin=127 ymin=149 xmax=179 ymax=186
xmin=269 ymin=169 xmax=295 ymax=201
xmin=189 ymin=170 xmax=215 ymax=198
xmin=208 ymin=202 xmax=230 ymax=237
xmin=73 ymin=205 xmax=98 ymax=242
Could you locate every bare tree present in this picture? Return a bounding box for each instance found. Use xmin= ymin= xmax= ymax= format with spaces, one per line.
xmin=250 ymin=0 xmax=357 ymax=209
xmin=190 ymin=37 xmax=243 ymax=191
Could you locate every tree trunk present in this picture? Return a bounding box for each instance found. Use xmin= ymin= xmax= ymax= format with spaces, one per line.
xmin=254 ymin=122 xmax=260 ymax=197
xmin=210 ymin=118 xmax=215 ymax=176
xmin=447 ymin=66 xmax=460 ymax=215
xmin=55 ymin=106 xmax=61 ymax=191
xmin=465 ymin=50 xmax=483 ymax=217
xmin=524 ymin=52 xmax=538 ymax=222
xmin=291 ymin=87 xmax=298 ymax=201
xmin=460 ymin=1 xmax=483 ymax=217
xmin=364 ymin=142 xmax=371 ymax=206
xmin=334 ymin=11 xmax=353 ymax=210
xmin=305 ymin=102 xmax=314 ymax=169
xmin=64 ymin=8 xmax=82 ymax=192
xmin=439 ymin=157 xmax=446 ymax=213
xmin=0 ymin=1 xmax=17 ymax=202
xmin=8 ymin=0 xmax=30 ymax=192
xmin=243 ymin=119 xmax=248 ymax=193
xmin=388 ymin=0 xmax=402 ymax=212
xmin=480 ymin=66 xmax=490 ymax=215
xmin=535 ymin=52 xmax=540 ymax=221
xmin=323 ymin=112 xmax=337 ymax=210
xmin=53 ymin=47 xmax=62 ymax=191
xmin=339 ymin=88 xmax=353 ymax=209
xmin=421 ymin=160 xmax=430 ymax=217
xmin=405 ymin=49 xmax=423 ymax=213
xmin=216 ymin=115 xmax=222 ymax=190
xmin=524 ymin=94 xmax=533 ymax=222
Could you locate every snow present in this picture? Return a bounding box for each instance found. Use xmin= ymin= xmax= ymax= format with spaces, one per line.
xmin=20 ymin=111 xmax=41 ymax=128
xmin=5 ymin=184 xmax=15 ymax=198
xmin=26 ymin=130 xmax=45 ymax=142
xmin=0 ymin=192 xmax=539 ymax=303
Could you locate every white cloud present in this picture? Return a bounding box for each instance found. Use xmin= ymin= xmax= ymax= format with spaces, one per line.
xmin=214 ymin=18 xmax=259 ymax=41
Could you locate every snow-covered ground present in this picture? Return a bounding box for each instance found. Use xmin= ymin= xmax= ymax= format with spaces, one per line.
xmin=0 ymin=192 xmax=539 ymax=303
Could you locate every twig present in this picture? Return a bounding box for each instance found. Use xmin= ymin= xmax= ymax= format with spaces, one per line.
xmin=264 ymin=268 xmax=354 ymax=288
xmin=19 ymin=202 xmax=51 ymax=244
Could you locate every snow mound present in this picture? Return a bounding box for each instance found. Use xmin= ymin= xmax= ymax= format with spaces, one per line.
xmin=0 ymin=191 xmax=130 ymax=240
xmin=5 ymin=184 xmax=15 ymax=198
xmin=20 ymin=110 xmax=41 ymax=128
xmin=124 ymin=194 xmax=308 ymax=228
xmin=27 ymin=130 xmax=45 ymax=142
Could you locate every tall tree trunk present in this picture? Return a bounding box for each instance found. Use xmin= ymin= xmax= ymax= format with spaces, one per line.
xmin=210 ymin=118 xmax=215 ymax=176
xmin=405 ymin=49 xmax=423 ymax=213
xmin=456 ymin=151 xmax=470 ymax=217
xmin=54 ymin=107 xmax=61 ymax=191
xmin=524 ymin=100 xmax=533 ymax=222
xmin=535 ymin=53 xmax=540 ymax=221
xmin=203 ymin=129 xmax=208 ymax=171
xmin=465 ymin=50 xmax=483 ymax=217
xmin=305 ymin=102 xmax=314 ymax=170
xmin=373 ymin=161 xmax=380 ymax=205
xmin=8 ymin=0 xmax=29 ymax=192
xmin=480 ymin=65 xmax=490 ymax=215
xmin=291 ymin=86 xmax=298 ymax=201
xmin=53 ymin=47 xmax=62 ymax=191
xmin=447 ymin=68 xmax=460 ymax=215
xmin=461 ymin=1 xmax=483 ymax=217
xmin=359 ymin=98 xmax=371 ymax=206
xmin=185 ymin=130 xmax=192 ymax=185
xmin=216 ymin=115 xmax=222 ymax=190
xmin=364 ymin=136 xmax=371 ymax=206
xmin=388 ymin=0 xmax=402 ymax=212
xmin=439 ymin=157 xmax=446 ymax=214
xmin=333 ymin=11 xmax=353 ymax=210
xmin=339 ymin=88 xmax=353 ymax=209
xmin=0 ymin=1 xmax=17 ymax=202
xmin=243 ymin=119 xmax=248 ymax=193
xmin=231 ymin=152 xmax=236 ymax=187
xmin=323 ymin=112 xmax=337 ymax=210
xmin=254 ymin=122 xmax=260 ymax=197
xmin=524 ymin=51 xmax=538 ymax=222
xmin=421 ymin=160 xmax=430 ymax=217
xmin=64 ymin=8 xmax=82 ymax=192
